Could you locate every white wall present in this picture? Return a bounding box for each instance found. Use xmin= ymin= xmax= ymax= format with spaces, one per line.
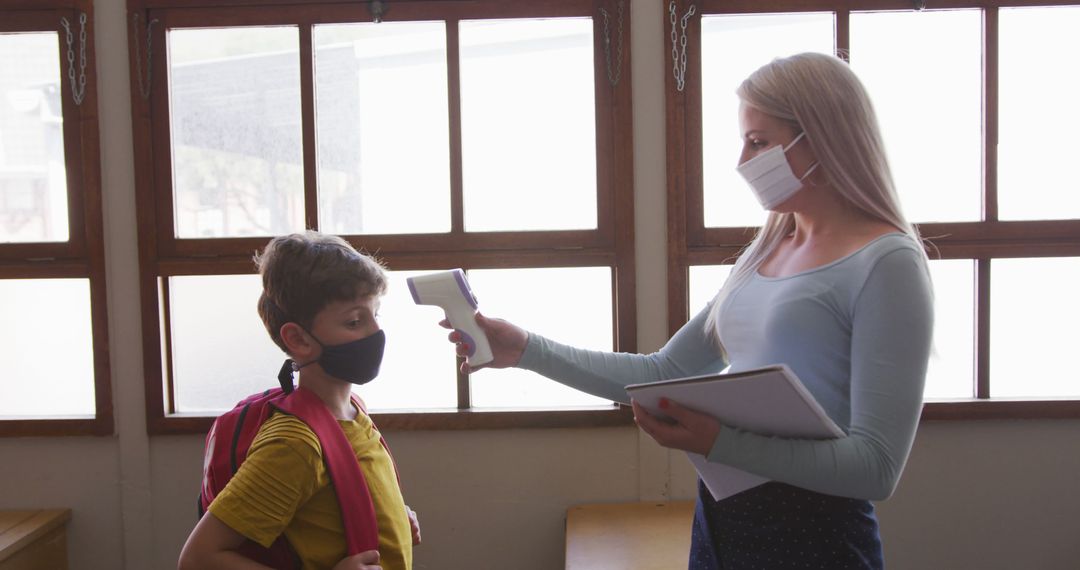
xmin=2 ymin=1 xmax=1079 ymax=569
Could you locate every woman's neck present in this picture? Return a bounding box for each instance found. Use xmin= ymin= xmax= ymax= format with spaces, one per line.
xmin=788 ymin=188 xmax=882 ymax=244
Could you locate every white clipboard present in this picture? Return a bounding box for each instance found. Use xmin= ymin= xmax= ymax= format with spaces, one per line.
xmin=625 ymin=364 xmax=844 ymax=501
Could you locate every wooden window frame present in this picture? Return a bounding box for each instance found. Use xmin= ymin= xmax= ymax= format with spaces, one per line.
xmin=129 ymin=0 xmax=637 ymax=434
xmin=0 ymin=0 xmax=112 ymax=436
xmin=665 ymin=0 xmax=1080 ymax=421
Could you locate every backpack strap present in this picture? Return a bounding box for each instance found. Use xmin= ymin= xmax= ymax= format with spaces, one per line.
xmin=273 ymin=387 xmax=380 ymax=555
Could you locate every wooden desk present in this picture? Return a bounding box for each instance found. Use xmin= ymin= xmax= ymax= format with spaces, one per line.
xmin=565 ymin=501 xmax=694 ymax=570
xmin=0 ymin=510 xmax=71 ymax=570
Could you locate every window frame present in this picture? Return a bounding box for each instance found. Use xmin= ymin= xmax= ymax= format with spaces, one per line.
xmin=665 ymin=0 xmax=1080 ymax=421
xmin=0 ymin=0 xmax=113 ymax=436
xmin=130 ymin=0 xmax=637 ymax=434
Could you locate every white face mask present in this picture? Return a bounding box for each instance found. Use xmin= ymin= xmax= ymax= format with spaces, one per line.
xmin=736 ymin=131 xmax=819 ymax=211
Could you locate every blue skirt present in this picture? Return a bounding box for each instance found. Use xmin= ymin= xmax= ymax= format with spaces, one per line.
xmin=689 ymin=480 xmax=884 ymax=570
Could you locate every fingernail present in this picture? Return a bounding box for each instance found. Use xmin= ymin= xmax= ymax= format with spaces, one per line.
xmin=659 ymin=398 xmax=670 ymax=410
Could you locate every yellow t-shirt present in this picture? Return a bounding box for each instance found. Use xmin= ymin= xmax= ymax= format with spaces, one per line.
xmin=209 ymin=405 xmax=411 ymax=570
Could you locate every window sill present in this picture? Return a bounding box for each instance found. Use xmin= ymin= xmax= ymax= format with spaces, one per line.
xmin=0 ymin=417 xmax=113 ymax=437
xmin=148 ymin=406 xmax=635 ymax=435
xmin=922 ymin=399 xmax=1080 ymax=421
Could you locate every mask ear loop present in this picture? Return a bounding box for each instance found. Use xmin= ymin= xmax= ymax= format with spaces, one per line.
xmin=277 ymin=323 xmax=324 ymax=392
xmin=802 ymin=162 xmax=827 ymax=187
xmin=785 ymin=130 xmax=826 ymax=188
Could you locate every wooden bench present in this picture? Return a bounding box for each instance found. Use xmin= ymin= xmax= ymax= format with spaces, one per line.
xmin=0 ymin=509 xmax=71 ymax=570
xmin=565 ymin=501 xmax=694 ymax=569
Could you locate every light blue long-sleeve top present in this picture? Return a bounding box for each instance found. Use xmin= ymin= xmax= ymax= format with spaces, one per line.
xmin=518 ymin=233 xmax=933 ymax=501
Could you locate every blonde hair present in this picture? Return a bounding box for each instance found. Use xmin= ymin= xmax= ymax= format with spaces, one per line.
xmin=705 ymin=52 xmax=926 ymax=340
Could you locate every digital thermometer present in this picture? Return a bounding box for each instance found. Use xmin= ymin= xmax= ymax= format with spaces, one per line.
xmin=406 ymin=269 xmax=494 ymax=366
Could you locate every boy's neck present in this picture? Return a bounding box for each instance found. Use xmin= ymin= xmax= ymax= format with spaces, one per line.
xmin=297 ymin=370 xmax=357 ymax=421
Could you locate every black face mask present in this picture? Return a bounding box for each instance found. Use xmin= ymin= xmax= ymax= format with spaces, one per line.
xmin=278 ymin=329 xmax=386 ymax=390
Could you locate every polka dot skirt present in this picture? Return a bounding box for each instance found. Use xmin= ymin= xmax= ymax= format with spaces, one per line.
xmin=688 ymin=480 xmax=884 ymax=570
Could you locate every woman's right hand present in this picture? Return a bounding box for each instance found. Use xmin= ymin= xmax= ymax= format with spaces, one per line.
xmin=333 ymin=550 xmax=381 ymax=570
xmin=440 ymin=313 xmax=527 ymax=374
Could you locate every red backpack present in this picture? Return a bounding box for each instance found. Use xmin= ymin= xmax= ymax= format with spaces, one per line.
xmin=199 ymin=383 xmax=392 ymax=569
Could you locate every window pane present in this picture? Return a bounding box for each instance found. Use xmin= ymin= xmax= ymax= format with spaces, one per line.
xmin=691 ymin=260 xmax=973 ymax=400
xmin=701 ymin=14 xmax=833 ymax=228
xmin=850 ymin=10 xmax=981 ymax=224
xmin=991 ymin=257 xmax=1080 ymax=398
xmin=169 ymin=275 xmax=284 ymax=413
xmin=0 ymin=32 xmax=69 ymax=243
xmin=171 ymin=272 xmax=459 ymax=414
xmin=363 ymin=271 xmax=457 ymax=410
xmin=467 ymin=268 xmax=612 ymax=408
xmin=0 ymin=279 xmax=93 ymax=416
xmin=924 ymin=259 xmax=974 ymax=399
xmin=688 ymin=264 xmax=733 ymax=315
xmin=314 ymin=22 xmax=451 ymax=235
xmin=168 ymin=27 xmax=305 ymax=239
xmin=999 ymin=7 xmax=1080 ymax=221
xmin=460 ymin=19 xmax=596 ymax=232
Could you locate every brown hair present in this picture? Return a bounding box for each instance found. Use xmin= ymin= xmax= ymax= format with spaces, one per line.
xmin=255 ymin=231 xmax=387 ymax=353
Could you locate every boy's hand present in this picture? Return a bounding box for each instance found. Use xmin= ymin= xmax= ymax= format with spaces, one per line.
xmin=406 ymin=505 xmax=421 ymax=545
xmin=333 ymin=550 xmax=381 ymax=570
xmin=440 ymin=313 xmax=527 ymax=374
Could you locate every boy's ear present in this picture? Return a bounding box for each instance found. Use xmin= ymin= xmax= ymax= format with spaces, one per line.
xmin=279 ymin=323 xmax=317 ymax=359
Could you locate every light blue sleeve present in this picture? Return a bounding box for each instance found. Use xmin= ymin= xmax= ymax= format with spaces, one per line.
xmin=517 ymin=304 xmax=727 ymax=404
xmin=706 ymin=248 xmax=933 ymax=500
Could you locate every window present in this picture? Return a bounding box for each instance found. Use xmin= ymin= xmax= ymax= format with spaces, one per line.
xmin=0 ymin=2 xmax=111 ymax=436
xmin=132 ymin=0 xmax=636 ymax=433
xmin=666 ymin=0 xmax=1080 ymax=420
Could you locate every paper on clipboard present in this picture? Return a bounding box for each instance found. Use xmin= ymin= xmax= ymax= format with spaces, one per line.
xmin=625 ymin=364 xmax=844 ymax=502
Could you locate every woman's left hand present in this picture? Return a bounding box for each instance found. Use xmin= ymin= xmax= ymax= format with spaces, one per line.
xmin=631 ymin=398 xmax=722 ymax=456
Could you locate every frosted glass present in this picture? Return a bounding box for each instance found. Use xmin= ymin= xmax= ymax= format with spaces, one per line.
xmin=467 ymin=267 xmax=613 ymax=408
xmin=0 ymin=279 xmax=94 ymax=416
xmin=850 ymin=10 xmax=982 ymax=223
xmin=360 ymin=271 xmax=457 ymax=410
xmin=168 ymin=27 xmax=305 ymax=238
xmin=170 ymin=272 xmax=459 ymax=413
xmin=690 ymin=260 xmax=974 ymax=400
xmin=999 ymin=7 xmax=1080 ymax=221
xmin=924 ymin=259 xmax=975 ymax=399
xmin=700 ymin=13 xmax=833 ymax=228
xmin=0 ymin=32 xmax=69 ymax=243
xmin=460 ymin=19 xmax=597 ymax=232
xmin=169 ymin=274 xmax=285 ymax=413
xmin=314 ymin=22 xmax=451 ymax=235
xmin=991 ymin=258 xmax=1080 ymax=398
xmin=688 ymin=264 xmax=733 ymax=316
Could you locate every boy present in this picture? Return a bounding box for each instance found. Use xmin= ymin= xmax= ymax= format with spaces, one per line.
xmin=179 ymin=231 xmax=419 ymax=570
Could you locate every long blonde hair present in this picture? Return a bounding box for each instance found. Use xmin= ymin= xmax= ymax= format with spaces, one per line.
xmin=705 ymin=52 xmax=926 ymax=340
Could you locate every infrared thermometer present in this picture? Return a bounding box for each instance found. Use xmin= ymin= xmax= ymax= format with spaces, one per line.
xmin=407 ymin=269 xmax=494 ymax=366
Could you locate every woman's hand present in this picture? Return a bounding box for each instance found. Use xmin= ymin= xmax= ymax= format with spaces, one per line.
xmin=440 ymin=313 xmax=527 ymax=374
xmin=332 ymin=550 xmax=381 ymax=570
xmin=406 ymin=505 xmax=421 ymax=546
xmin=631 ymin=398 xmax=722 ymax=457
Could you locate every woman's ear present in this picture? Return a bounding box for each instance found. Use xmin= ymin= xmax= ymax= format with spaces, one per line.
xmin=279 ymin=322 xmax=317 ymax=359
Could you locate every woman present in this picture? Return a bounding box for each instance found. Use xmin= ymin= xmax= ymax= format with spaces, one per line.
xmin=448 ymin=52 xmax=933 ymax=569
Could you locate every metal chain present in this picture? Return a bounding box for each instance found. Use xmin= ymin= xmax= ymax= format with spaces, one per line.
xmin=669 ymin=2 xmax=679 ymax=89
xmin=669 ymin=1 xmax=696 ymax=92
xmin=133 ymin=13 xmax=159 ymax=99
xmin=370 ymin=0 xmax=387 ymax=23
xmin=599 ymin=1 xmax=624 ymax=87
xmin=60 ymin=13 xmax=88 ymax=106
